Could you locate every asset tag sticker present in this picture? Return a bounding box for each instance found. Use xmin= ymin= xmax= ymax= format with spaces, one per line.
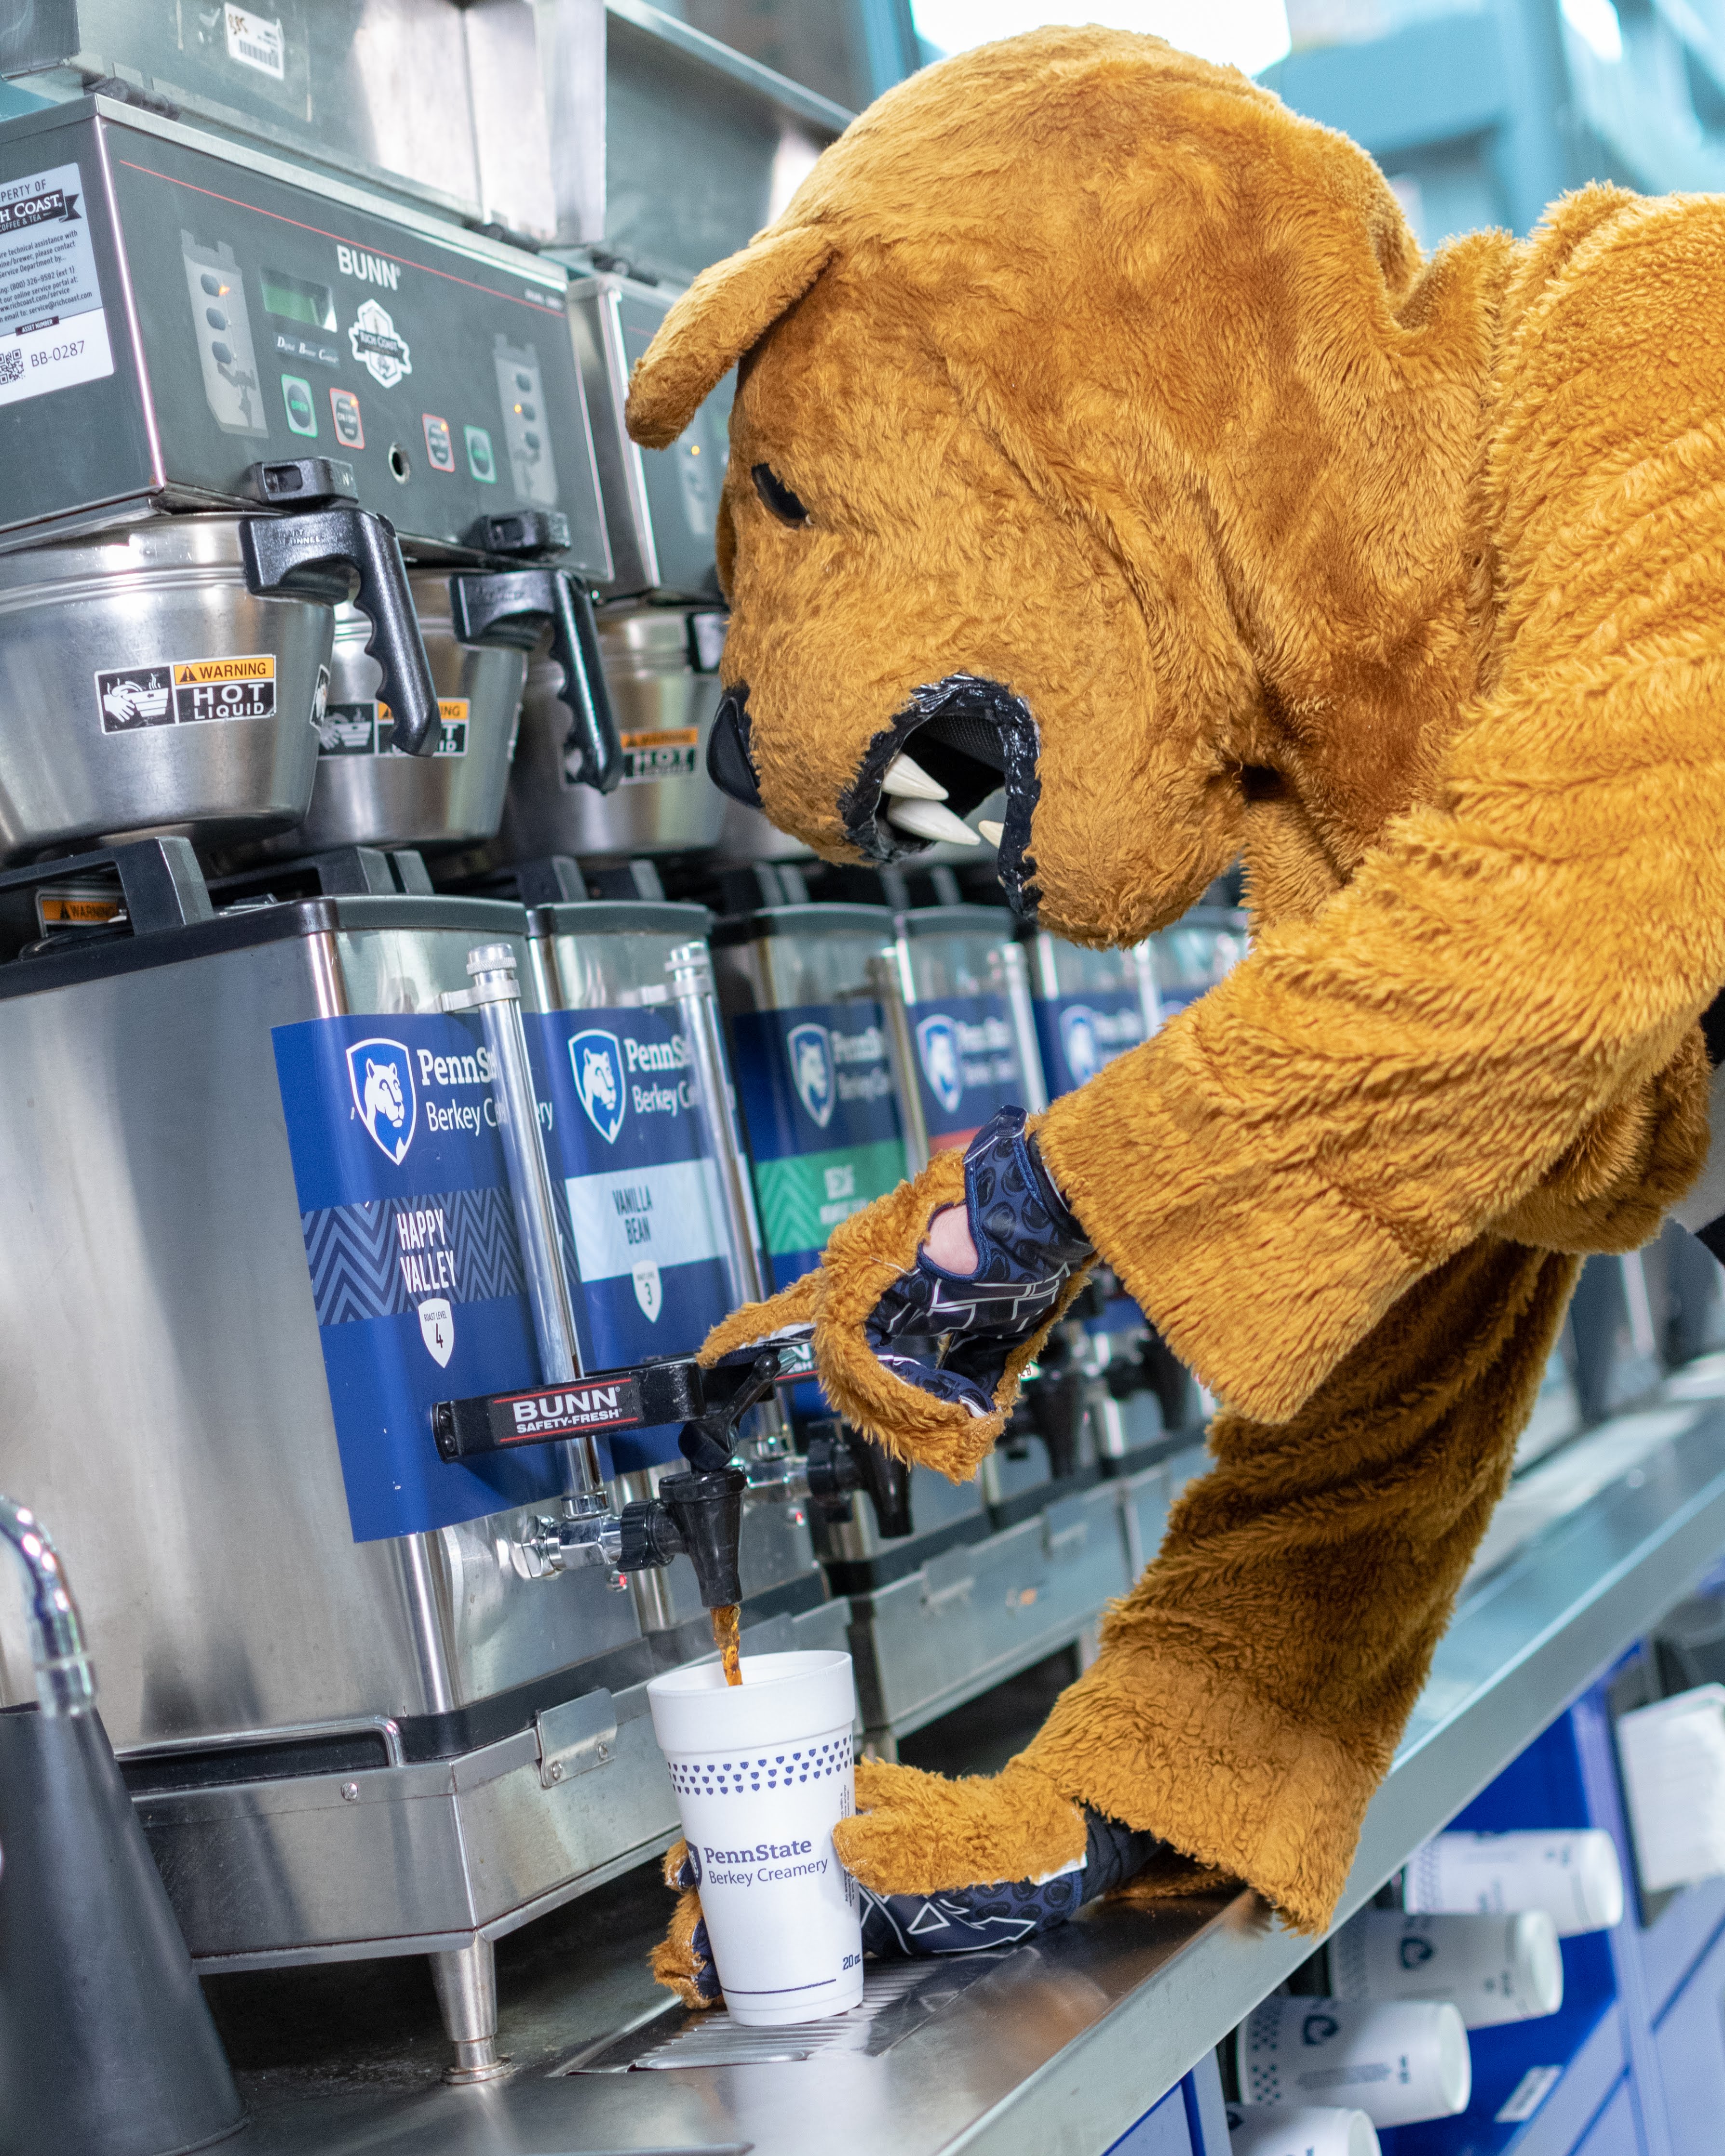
xmin=0 ymin=161 xmax=115 ymax=408
xmin=618 ymin=726 xmax=699 ymax=786
xmin=1495 ymin=2067 xmax=1562 ymax=2124
xmin=96 ymin=654 xmax=276 ymax=732
xmin=225 ymin=5 xmax=286 ymax=79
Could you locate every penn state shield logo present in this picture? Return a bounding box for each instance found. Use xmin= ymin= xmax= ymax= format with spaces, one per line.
xmin=786 ymin=1022 xmax=835 ymax=1130
xmin=346 ymin=1037 xmax=416 ymax=1164
xmin=1059 ymin=1004 xmax=1103 ymax=1088
xmin=569 ymin=1029 xmax=627 ymax=1145
xmin=916 ymin=1014 xmax=965 ymax=1117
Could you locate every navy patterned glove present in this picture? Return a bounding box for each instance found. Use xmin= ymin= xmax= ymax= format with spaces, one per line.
xmin=857 ymin=1810 xmax=1162 ymax=1957
xmin=653 ymin=1812 xmax=1162 ymax=2008
xmin=863 ymin=1107 xmax=1094 ymax=1416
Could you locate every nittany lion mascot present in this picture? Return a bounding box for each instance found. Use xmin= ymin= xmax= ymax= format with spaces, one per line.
xmin=624 ymin=27 xmax=1725 ymax=1999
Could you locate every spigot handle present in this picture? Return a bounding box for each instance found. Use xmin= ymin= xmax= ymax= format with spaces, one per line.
xmin=449 ymin=568 xmax=622 ymax=794
xmin=241 ymin=495 xmax=439 ymax=755
xmin=0 ymin=1497 xmax=96 ymax=1716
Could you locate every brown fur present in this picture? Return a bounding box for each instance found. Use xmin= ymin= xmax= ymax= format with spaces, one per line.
xmin=632 ymin=29 xmax=1725 ymax=1938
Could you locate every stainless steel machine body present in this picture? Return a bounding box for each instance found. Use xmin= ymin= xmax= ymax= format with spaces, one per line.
xmin=503 ymin=608 xmax=726 ymax=861
xmin=0 ymin=515 xmax=332 ymax=855
xmin=0 ymin=97 xmax=608 ymax=569
xmin=711 ymin=903 xmax=1134 ymax=1750
xmin=0 ymin=845 xmax=766 ymax=2082
xmin=297 ymin=574 xmax=530 ymax=852
xmin=0 ymin=0 xmax=607 ymax=254
xmin=566 ymin=270 xmax=730 ymax=604
xmin=527 ymin=897 xmax=837 ymax=1648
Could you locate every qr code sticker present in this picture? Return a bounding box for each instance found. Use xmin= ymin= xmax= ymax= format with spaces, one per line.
xmin=0 ymin=349 xmax=23 ymax=385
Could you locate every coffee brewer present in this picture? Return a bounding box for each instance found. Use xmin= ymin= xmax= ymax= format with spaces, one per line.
xmin=0 ymin=93 xmax=826 ymax=2082
xmin=496 ymin=270 xmax=734 ymax=870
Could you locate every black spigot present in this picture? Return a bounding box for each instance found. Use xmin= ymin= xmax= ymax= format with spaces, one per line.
xmin=618 ymin=1467 xmax=749 ymax=1609
xmin=804 ymin=1423 xmax=914 ymax=1540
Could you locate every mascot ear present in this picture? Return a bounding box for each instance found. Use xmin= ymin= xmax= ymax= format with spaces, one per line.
xmin=625 ymin=225 xmax=836 ymax=448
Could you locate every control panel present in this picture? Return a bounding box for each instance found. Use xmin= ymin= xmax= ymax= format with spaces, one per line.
xmin=0 ymin=100 xmax=611 ymax=575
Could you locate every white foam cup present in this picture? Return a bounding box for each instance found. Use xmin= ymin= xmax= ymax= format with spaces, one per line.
xmin=1236 ymin=1997 xmax=1471 ymax=2128
xmin=1403 ymin=1829 xmax=1625 ymax=1935
xmin=647 ymin=1648 xmax=862 ymax=2027
xmin=1331 ymin=1909 xmax=1563 ymax=2027
xmin=1227 ymin=2102 xmax=1380 ymax=2156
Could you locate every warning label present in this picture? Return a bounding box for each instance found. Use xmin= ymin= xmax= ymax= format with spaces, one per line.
xmin=0 ymin=160 xmax=114 ymax=407
xmin=96 ymin=655 xmax=277 ymax=733
xmin=613 ymin=726 xmax=700 ymax=788
xmin=319 ymin=700 xmax=468 ymax=757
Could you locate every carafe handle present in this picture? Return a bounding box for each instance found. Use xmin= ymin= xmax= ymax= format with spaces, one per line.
xmin=449 ymin=569 xmax=622 ymax=794
xmin=240 ymin=499 xmax=440 ymax=757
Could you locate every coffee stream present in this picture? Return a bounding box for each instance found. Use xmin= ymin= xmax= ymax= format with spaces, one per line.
xmin=712 ymin=1601 xmax=742 ymax=1687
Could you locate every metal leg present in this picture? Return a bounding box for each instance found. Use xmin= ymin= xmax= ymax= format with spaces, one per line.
xmin=862 ymin=1726 xmax=898 ymax=1763
xmin=429 ymin=1937 xmax=508 ymax=2085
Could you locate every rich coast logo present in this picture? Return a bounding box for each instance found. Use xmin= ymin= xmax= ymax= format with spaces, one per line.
xmin=787 ymin=1022 xmax=835 ymax=1130
xmin=346 ymin=1038 xmax=416 ymax=1164
xmin=915 ymin=1014 xmax=964 ymax=1116
xmin=570 ymin=1029 xmax=627 ymax=1144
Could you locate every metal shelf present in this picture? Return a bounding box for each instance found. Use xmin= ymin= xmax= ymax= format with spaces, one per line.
xmin=243 ymin=1390 xmax=1725 ymax=2156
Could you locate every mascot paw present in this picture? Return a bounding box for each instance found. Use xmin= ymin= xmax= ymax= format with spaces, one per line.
xmin=839 ymin=1758 xmax=1167 ymax=1957
xmin=648 ymin=1840 xmax=724 ymax=2009
xmin=835 ymin=1755 xmax=1089 ymax=1894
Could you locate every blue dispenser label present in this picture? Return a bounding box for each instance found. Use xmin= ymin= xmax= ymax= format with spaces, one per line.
xmin=272 ymin=1014 xmax=586 ymax=1545
xmin=1032 ymin=988 xmax=1149 ymax=1096
xmin=727 ymin=1001 xmax=907 ymax=1290
xmin=531 ymin=1005 xmax=736 ymax=1471
xmin=907 ymin=993 xmax=1025 ymax=1151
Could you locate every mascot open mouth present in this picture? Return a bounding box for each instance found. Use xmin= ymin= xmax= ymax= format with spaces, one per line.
xmin=706 ymin=674 xmax=1042 ymax=918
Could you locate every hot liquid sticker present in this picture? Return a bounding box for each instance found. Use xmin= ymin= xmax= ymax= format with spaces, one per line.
xmin=531 ymin=1005 xmax=735 ymax=1470
xmin=95 ymin=655 xmax=277 ymax=732
xmin=727 ymin=1001 xmax=908 ymax=1290
xmin=272 ymin=1013 xmax=582 ymax=1542
xmin=0 ymin=162 xmax=115 ymax=407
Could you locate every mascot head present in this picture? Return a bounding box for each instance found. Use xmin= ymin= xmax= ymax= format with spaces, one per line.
xmin=627 ymin=28 xmax=1498 ymax=943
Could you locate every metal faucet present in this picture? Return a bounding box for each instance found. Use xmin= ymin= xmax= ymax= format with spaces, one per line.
xmin=0 ymin=1496 xmax=96 ymax=1716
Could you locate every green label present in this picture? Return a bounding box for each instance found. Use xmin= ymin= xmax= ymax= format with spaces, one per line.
xmin=751 ymin=1136 xmax=907 ymax=1259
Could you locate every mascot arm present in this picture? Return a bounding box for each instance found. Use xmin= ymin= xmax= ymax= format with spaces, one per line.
xmin=1038 ymin=682 xmax=1723 ymax=1425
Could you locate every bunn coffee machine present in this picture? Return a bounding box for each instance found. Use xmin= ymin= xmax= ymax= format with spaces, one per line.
xmin=0 ymin=94 xmax=816 ymax=2084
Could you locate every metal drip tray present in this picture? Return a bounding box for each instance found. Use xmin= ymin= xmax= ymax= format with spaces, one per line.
xmin=565 ymin=1955 xmax=1011 ymax=2073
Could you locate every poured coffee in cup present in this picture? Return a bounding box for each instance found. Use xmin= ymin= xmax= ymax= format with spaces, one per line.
xmin=647 ymin=1649 xmax=862 ymax=2025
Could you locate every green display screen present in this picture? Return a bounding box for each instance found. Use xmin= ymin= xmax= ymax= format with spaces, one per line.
xmin=261 ymin=269 xmax=337 ymax=331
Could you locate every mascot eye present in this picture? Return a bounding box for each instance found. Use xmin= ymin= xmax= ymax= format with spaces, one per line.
xmin=752 ymin=463 xmax=809 ymax=526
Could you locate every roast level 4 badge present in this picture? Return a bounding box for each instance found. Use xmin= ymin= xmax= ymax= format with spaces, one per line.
xmin=349 ymin=296 xmax=411 ymax=389
xmin=418 ymin=1297 xmax=454 ymax=1368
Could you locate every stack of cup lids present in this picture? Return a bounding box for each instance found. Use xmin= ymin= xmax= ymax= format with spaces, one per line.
xmin=1616 ymin=1683 xmax=1725 ymax=1893
xmin=1235 ymin=1997 xmax=1471 ymax=2129
xmin=1403 ymin=1828 xmax=1624 ymax=1934
xmin=1227 ymin=2102 xmax=1379 ymax=2155
xmin=1331 ymin=1908 xmax=1563 ymax=2027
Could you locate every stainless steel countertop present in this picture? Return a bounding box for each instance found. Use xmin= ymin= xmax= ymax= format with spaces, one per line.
xmin=235 ymin=1381 xmax=1725 ymax=2156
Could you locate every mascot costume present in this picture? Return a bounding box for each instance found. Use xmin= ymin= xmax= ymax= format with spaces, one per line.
xmin=623 ymin=26 xmax=1725 ymax=2001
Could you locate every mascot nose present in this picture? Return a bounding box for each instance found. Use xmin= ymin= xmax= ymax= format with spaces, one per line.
xmin=707 ymin=683 xmax=763 ymax=809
